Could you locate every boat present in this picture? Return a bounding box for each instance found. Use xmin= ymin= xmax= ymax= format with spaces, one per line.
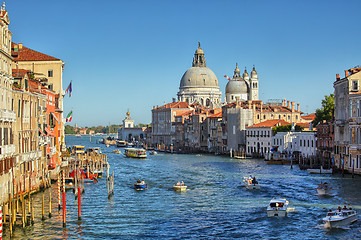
xmin=134 ymin=180 xmax=147 ymax=190
xmin=317 ymin=182 xmax=332 ymax=195
xmin=307 ymin=166 xmax=333 ymax=174
xmin=267 ymin=198 xmax=289 ymax=217
xmin=48 ymin=162 xmax=60 ymax=180
xmin=64 ymin=182 xmax=75 ymax=190
xmin=76 ymin=134 xmax=81 ymax=138
xmin=72 ymin=145 xmax=85 ymax=154
xmin=149 ymin=150 xmax=157 ymax=155
xmin=323 ymin=207 xmax=358 ymax=228
xmin=116 ymin=140 xmax=128 ymax=147
xmin=173 ymin=181 xmax=187 ymax=192
xmin=112 ymin=149 xmax=121 ymax=154
xmin=124 ymin=148 xmax=147 ymax=158
xmin=86 ymin=147 xmax=102 ymax=154
xmin=243 ymin=176 xmax=260 ymax=190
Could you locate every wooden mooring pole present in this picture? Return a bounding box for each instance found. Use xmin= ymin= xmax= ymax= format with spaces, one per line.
xmin=42 ymin=192 xmax=45 ymax=221
xmin=0 ymin=206 xmax=3 ymax=240
xmin=62 ymin=171 xmax=66 ymax=227
xmin=78 ymin=187 xmax=81 ymax=220
xmin=58 ymin=174 xmax=61 ymax=210
xmin=49 ymin=191 xmax=52 ymax=218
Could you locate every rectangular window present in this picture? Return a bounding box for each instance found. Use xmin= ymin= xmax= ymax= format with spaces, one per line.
xmin=352 ymin=80 xmax=359 ymax=91
xmin=48 ymin=70 xmax=53 ymax=77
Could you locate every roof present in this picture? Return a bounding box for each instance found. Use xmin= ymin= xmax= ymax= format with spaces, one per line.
xmin=153 ymin=101 xmax=190 ymax=110
xmin=296 ymin=122 xmax=311 ymax=129
xmin=12 ymin=42 xmax=60 ymax=61
xmin=248 ymin=119 xmax=290 ymax=128
xmin=301 ymin=113 xmax=316 ymax=121
xmin=175 ymin=110 xmax=193 ymax=117
xmin=223 ymin=100 xmax=303 ymax=114
xmin=12 ymin=69 xmax=30 ymax=78
xmin=208 ymin=112 xmax=222 ymax=118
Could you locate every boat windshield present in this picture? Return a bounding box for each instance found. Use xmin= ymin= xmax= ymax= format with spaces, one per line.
xmin=270 ymin=202 xmax=284 ymax=208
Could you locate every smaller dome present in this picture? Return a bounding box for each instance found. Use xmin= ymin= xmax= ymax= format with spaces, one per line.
xmin=226 ymin=80 xmax=249 ymax=94
xmin=195 ymin=48 xmax=204 ymax=54
xmin=243 ymin=68 xmax=249 ymax=78
xmin=234 ymin=63 xmax=240 ymax=74
xmin=251 ymin=66 xmax=257 ymax=77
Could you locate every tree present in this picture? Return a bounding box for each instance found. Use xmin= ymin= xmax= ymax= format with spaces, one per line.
xmin=272 ymin=124 xmax=303 ymax=134
xmin=312 ymin=94 xmax=335 ymax=126
xmin=65 ymin=125 xmax=76 ymax=134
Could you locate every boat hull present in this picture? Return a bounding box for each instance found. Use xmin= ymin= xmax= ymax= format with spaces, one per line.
xmin=317 ymin=188 xmax=332 ymax=195
xmin=245 ymin=184 xmax=260 ymax=190
xmin=173 ymin=185 xmax=187 ymax=192
xmin=134 ymin=184 xmax=147 ymax=190
xmin=323 ymin=215 xmax=358 ymax=228
xmin=267 ymin=209 xmax=287 ymax=217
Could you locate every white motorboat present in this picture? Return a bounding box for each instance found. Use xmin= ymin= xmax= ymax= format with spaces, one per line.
xmin=243 ymin=176 xmax=260 ymax=190
xmin=307 ymin=166 xmax=333 ymax=174
xmin=174 ymin=181 xmax=187 ymax=192
xmin=323 ymin=207 xmax=358 ymax=228
xmin=267 ymin=198 xmax=289 ymax=217
xmin=317 ymin=182 xmax=332 ymax=195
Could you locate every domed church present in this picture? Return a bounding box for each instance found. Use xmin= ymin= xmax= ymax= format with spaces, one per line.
xmin=225 ymin=63 xmax=259 ymax=103
xmin=177 ymin=43 xmax=222 ymax=108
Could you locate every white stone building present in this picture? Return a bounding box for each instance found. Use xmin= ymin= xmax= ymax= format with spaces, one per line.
xmin=177 ymin=43 xmax=222 ymax=109
xmin=246 ymin=119 xmax=290 ymax=157
xmin=272 ymin=131 xmax=317 ymax=157
xmin=118 ymin=111 xmax=145 ymax=142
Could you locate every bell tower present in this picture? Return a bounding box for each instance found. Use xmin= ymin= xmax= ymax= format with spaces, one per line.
xmin=249 ymin=65 xmax=259 ymax=101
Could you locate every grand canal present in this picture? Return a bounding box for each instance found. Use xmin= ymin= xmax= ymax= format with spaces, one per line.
xmin=4 ymin=135 xmax=361 ymax=239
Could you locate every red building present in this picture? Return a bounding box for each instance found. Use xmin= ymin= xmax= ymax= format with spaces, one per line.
xmin=316 ymin=120 xmax=334 ymax=167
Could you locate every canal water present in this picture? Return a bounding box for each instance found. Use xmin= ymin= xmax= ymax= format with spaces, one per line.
xmin=4 ymin=135 xmax=361 ymax=239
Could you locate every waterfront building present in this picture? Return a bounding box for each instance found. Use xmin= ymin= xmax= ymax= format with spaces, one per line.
xmin=11 ymin=42 xmax=66 ymax=150
xmin=272 ymin=131 xmax=316 ymax=157
xmin=177 ymin=43 xmax=222 ymax=108
xmin=316 ymin=120 xmax=334 ymax=168
xmin=246 ymin=119 xmax=290 ymax=157
xmin=117 ymin=111 xmax=145 ymax=142
xmin=334 ymin=67 xmax=361 ymax=173
xmin=0 ymin=4 xmax=16 ymax=205
xmin=225 ymin=64 xmax=259 ymax=103
xmin=201 ymin=110 xmax=222 ymax=153
xmin=151 ymin=101 xmax=192 ymax=149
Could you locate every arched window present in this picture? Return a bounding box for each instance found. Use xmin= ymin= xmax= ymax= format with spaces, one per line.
xmin=206 ymin=98 xmax=210 ymax=106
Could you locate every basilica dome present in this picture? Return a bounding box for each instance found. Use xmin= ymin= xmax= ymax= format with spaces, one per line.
xmin=225 ymin=79 xmax=248 ymax=94
xmin=180 ymin=67 xmax=219 ymax=88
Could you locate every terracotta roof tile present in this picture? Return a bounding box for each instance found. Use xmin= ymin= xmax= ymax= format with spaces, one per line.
xmin=208 ymin=112 xmax=222 ymax=118
xmin=301 ymin=113 xmax=316 ymax=121
xmin=248 ymin=119 xmax=290 ymax=128
xmin=154 ymin=101 xmax=190 ymax=110
xmin=12 ymin=42 xmax=60 ymax=61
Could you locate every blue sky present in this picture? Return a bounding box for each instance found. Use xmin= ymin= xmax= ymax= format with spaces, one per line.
xmin=8 ymin=0 xmax=361 ymax=126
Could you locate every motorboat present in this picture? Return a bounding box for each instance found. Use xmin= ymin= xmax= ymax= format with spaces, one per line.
xmin=173 ymin=181 xmax=187 ymax=192
xmin=76 ymin=134 xmax=81 ymax=138
xmin=124 ymin=148 xmax=147 ymax=158
xmin=149 ymin=150 xmax=157 ymax=155
xmin=307 ymin=166 xmax=333 ymax=174
xmin=48 ymin=162 xmax=60 ymax=181
xmin=317 ymin=182 xmax=332 ymax=195
xmin=134 ymin=180 xmax=147 ymax=190
xmin=267 ymin=198 xmax=289 ymax=217
xmin=323 ymin=207 xmax=358 ymax=228
xmin=112 ymin=149 xmax=121 ymax=154
xmin=116 ymin=140 xmax=127 ymax=147
xmin=243 ymin=176 xmax=260 ymax=190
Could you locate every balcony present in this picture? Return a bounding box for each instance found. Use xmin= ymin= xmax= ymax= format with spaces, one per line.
xmin=0 ymin=109 xmax=16 ymax=122
xmin=0 ymin=144 xmax=15 ymax=156
xmin=19 ymin=150 xmax=42 ymax=163
xmin=39 ymin=136 xmax=51 ymax=146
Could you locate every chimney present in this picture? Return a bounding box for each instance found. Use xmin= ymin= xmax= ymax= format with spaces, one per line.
xmin=336 ymin=74 xmax=340 ymax=81
xmin=345 ymin=70 xmax=349 ymax=77
xmin=291 ymin=102 xmax=295 ymax=112
xmin=282 ymin=99 xmax=284 ymax=106
xmin=248 ymin=101 xmax=252 ymax=109
xmin=287 ymin=100 xmax=290 ymax=108
xmin=283 ymin=98 xmax=286 ymax=106
xmin=19 ymin=43 xmax=23 ymax=50
xmin=235 ymin=96 xmax=240 ymax=108
xmin=297 ymin=103 xmax=299 ymax=111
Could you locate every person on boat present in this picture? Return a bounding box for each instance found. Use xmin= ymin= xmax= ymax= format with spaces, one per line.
xmin=141 ymin=180 xmax=145 ymax=185
xmin=181 ymin=181 xmax=184 ymax=186
xmin=176 ymin=181 xmax=180 ymax=186
xmin=137 ymin=179 xmax=141 ymax=183
xmin=343 ymin=206 xmax=348 ymax=210
xmin=252 ymin=177 xmax=258 ymax=184
xmin=338 ymin=206 xmax=342 ymax=212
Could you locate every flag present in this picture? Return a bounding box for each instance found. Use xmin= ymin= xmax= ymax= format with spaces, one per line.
xmin=224 ymin=75 xmax=231 ymax=81
xmin=66 ymin=81 xmax=72 ymax=97
xmin=66 ymin=111 xmax=73 ymax=122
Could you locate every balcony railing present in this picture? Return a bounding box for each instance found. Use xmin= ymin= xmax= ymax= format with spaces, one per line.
xmin=0 ymin=109 xmax=16 ymax=122
xmin=0 ymin=144 xmax=15 ymax=156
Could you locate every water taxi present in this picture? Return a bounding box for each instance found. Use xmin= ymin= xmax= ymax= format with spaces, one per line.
xmin=323 ymin=207 xmax=358 ymax=228
xmin=317 ymin=182 xmax=332 ymax=195
xmin=307 ymin=166 xmax=333 ymax=174
xmin=112 ymin=149 xmax=121 ymax=154
xmin=173 ymin=181 xmax=187 ymax=192
xmin=124 ymin=148 xmax=147 ymax=158
xmin=134 ymin=179 xmax=147 ymax=190
xmin=243 ymin=176 xmax=260 ymax=190
xmin=116 ymin=140 xmax=127 ymax=147
xmin=267 ymin=198 xmax=289 ymax=217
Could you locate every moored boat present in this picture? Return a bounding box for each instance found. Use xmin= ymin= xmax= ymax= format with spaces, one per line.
xmin=243 ymin=176 xmax=260 ymax=190
xmin=124 ymin=148 xmax=147 ymax=158
xmin=173 ymin=181 xmax=187 ymax=192
xmin=134 ymin=179 xmax=147 ymax=190
xmin=112 ymin=149 xmax=121 ymax=154
xmin=267 ymin=198 xmax=289 ymax=217
xmin=317 ymin=182 xmax=332 ymax=195
xmin=149 ymin=150 xmax=157 ymax=155
xmin=323 ymin=207 xmax=358 ymax=228
xmin=307 ymin=166 xmax=333 ymax=174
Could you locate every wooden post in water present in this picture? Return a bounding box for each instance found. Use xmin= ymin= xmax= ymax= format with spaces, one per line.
xmin=62 ymin=171 xmax=66 ymax=227
xmin=0 ymin=206 xmax=3 ymax=240
xmin=12 ymin=198 xmax=15 ymax=226
xmin=22 ymin=194 xmax=25 ymax=228
xmin=58 ymin=174 xmax=61 ymax=210
xmin=49 ymin=191 xmax=52 ymax=218
xmin=42 ymin=192 xmax=45 ymax=220
xmin=78 ymin=187 xmax=81 ymax=220
xmin=30 ymin=197 xmax=34 ymax=225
